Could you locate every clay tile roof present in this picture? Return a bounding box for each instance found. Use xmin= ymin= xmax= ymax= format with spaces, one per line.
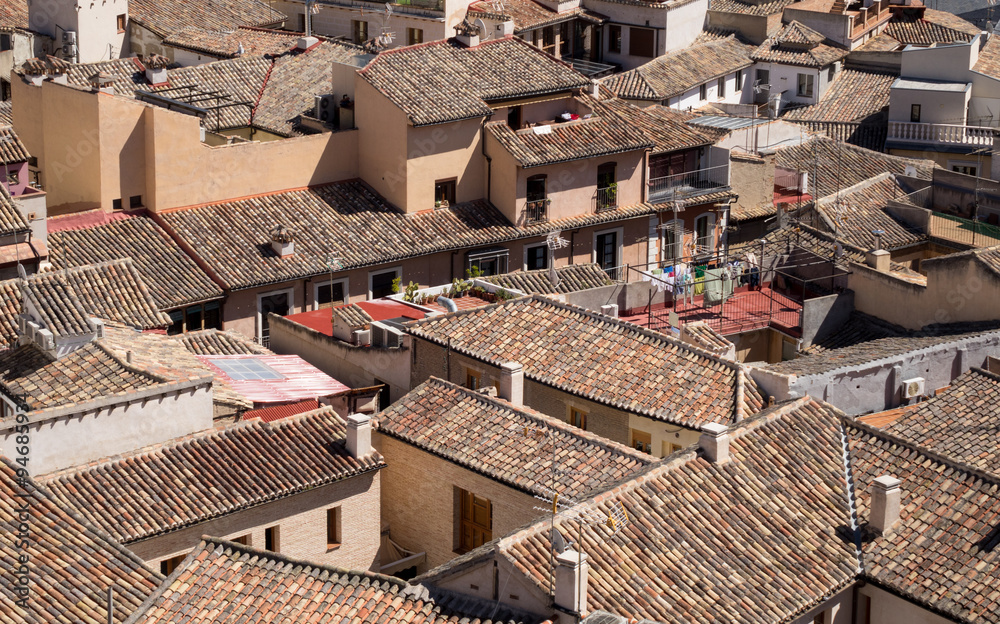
xmin=22 ymin=271 xmax=95 ymax=337
xmin=707 ymin=0 xmax=797 ymax=16
xmin=682 ymin=320 xmax=733 ymax=355
xmin=0 ymin=0 xmax=26 ymax=30
xmin=47 ymin=214 xmax=224 ymax=311
xmin=359 ymin=37 xmax=590 ymax=127
xmin=162 ymin=25 xmax=300 ymax=58
xmin=602 ymin=99 xmax=716 ymax=155
xmin=0 ymin=101 xmax=12 ymax=126
xmin=601 ymin=35 xmax=754 ymax=101
xmin=379 ymin=378 xmax=656 ymax=497
xmin=0 ymin=458 xmax=162 ymax=624
xmin=848 ymin=420 xmax=1000 ymax=622
xmin=480 ymin=262 xmax=612 ymax=294
xmin=333 ymin=303 xmax=374 ymax=330
xmin=467 ymin=0 xmax=606 ymax=32
xmin=486 ymin=96 xmax=653 ymax=168
xmin=127 ymin=0 xmax=285 ymax=39
xmin=144 ymin=53 xmax=171 ymax=69
xmin=38 ymin=407 xmax=385 ymax=543
xmin=180 ymin=328 xmax=271 ymax=355
xmin=813 ymin=174 xmax=927 ymax=250
xmin=881 ymin=367 xmax=1000 ymax=477
xmin=800 ymin=310 xmax=907 ymax=355
xmin=0 ymin=125 xmax=30 ymax=164
xmin=782 ymin=67 xmax=896 ymax=122
xmin=421 ymin=397 xmax=860 ymax=624
xmin=0 ymin=182 xmax=30 ymax=237
xmin=974 ymin=33 xmax=1000 ymax=78
xmin=406 ymin=295 xmax=765 ymax=428
xmin=885 ymin=9 xmax=980 ymax=46
xmin=976 ymin=245 xmax=1000 ymax=277
xmin=123 ymin=538 xmax=533 ymax=624
xmin=0 ymin=341 xmax=166 ymax=412
xmin=751 ymin=21 xmax=849 ymax=67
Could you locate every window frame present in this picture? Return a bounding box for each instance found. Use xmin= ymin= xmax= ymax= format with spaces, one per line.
xmin=736 ymin=69 xmax=744 ymax=90
xmin=434 ymin=178 xmax=457 ymax=206
xmin=660 ymin=219 xmax=683 ymax=263
xmin=796 ymin=73 xmax=814 ymax=98
xmin=717 ymin=76 xmax=726 ymax=99
xmin=159 ymin=554 xmax=186 ymax=575
xmin=406 ymin=27 xmax=423 ymax=45
xmin=368 ymin=266 xmax=401 ymax=300
xmin=694 ymin=213 xmax=715 ymax=252
xmin=116 ymin=13 xmax=126 ymax=33
xmin=352 ymin=20 xmax=369 ymax=44
xmin=265 ymin=525 xmax=280 ymax=552
xmin=467 ymin=247 xmax=509 ymax=277
xmin=910 ymin=103 xmax=921 ymax=123
xmin=326 ymin=506 xmax=342 ymax=550
xmin=699 ymin=83 xmax=708 ymax=101
xmin=628 ymin=26 xmax=655 ymax=58
xmin=257 ymin=287 xmax=294 ymax=343
xmin=313 ymin=278 xmax=349 ymax=310
xmin=568 ymin=406 xmax=587 ymax=430
xmin=524 ymin=243 xmax=549 ymax=271
xmin=631 ymin=429 xmax=652 ymax=454
xmin=456 ymin=488 xmax=492 ymax=554
xmin=608 ymin=25 xmax=622 ymax=53
xmin=593 ymin=226 xmax=624 ymax=274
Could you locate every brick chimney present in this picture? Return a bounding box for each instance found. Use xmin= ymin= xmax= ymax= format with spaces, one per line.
xmin=499 ymin=361 xmax=523 ymax=406
xmin=699 ymin=423 xmax=730 ymax=464
xmin=346 ymin=413 xmax=372 ymax=458
xmin=870 ymin=475 xmax=901 ymax=534
xmin=554 ymin=549 xmax=588 ymax=616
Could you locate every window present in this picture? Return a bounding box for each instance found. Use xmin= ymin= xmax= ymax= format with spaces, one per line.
xmin=910 ymin=104 xmax=921 ymax=123
xmin=812 ymin=612 xmax=825 ymax=624
xmin=507 ymin=105 xmax=522 ymax=129
xmin=629 ymin=27 xmax=654 ymax=57
xmin=457 ymin=488 xmax=492 ymax=553
xmin=129 ymin=194 xmax=142 ymax=208
xmin=756 ymin=68 xmax=769 ymax=87
xmin=112 ymin=198 xmax=123 ymax=211
xmin=718 ymin=76 xmax=726 ymax=98
xmin=797 ymin=73 xmax=814 ymax=98
xmin=326 ymin=507 xmax=341 ymax=549
xmin=352 ymin=20 xmax=369 ymax=44
xmin=736 ymin=69 xmax=744 ymax=90
xmin=231 ymin=534 xmax=251 ymax=546
xmin=265 ymin=526 xmax=280 ymax=552
xmin=568 ymin=406 xmax=587 ymax=430
xmin=526 ymin=174 xmax=546 ymax=201
xmin=434 ymin=178 xmax=456 ymax=206
xmin=167 ymin=301 xmax=222 ymax=335
xmin=466 ymin=369 xmax=481 ymax=390
xmin=952 ymin=164 xmax=977 ymax=176
xmin=0 ymin=34 xmax=10 ymax=52
xmin=159 ymin=554 xmax=186 ymax=575
xmin=699 ymin=83 xmax=708 ymax=101
xmin=406 ymin=28 xmax=423 ymax=45
xmin=542 ymin=26 xmax=555 ymax=54
xmin=595 ymin=229 xmax=620 ymax=276
xmin=258 ymin=289 xmax=292 ymax=346
xmin=467 ymin=247 xmax=509 ymax=276
xmin=560 ymin=22 xmax=570 ymax=55
xmin=314 ymin=279 xmax=347 ymax=309
xmin=609 ymin=25 xmax=621 ymax=53
xmin=661 ymin=220 xmax=682 ymax=262
xmin=298 ymin=13 xmax=306 ymax=32
xmin=525 ymin=244 xmax=548 ymax=270
xmin=662 ymin=441 xmax=682 ymax=456
xmin=369 ymin=268 xmax=400 ymax=299
xmin=631 ymin=429 xmax=652 ymax=454
xmin=828 ymin=65 xmax=836 ymax=81
xmin=374 ymin=377 xmax=390 ymax=411
xmin=116 ymin=14 xmax=126 ymax=33
xmin=694 ymin=213 xmax=713 ymax=251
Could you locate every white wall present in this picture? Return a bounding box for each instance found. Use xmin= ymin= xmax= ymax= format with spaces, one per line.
xmin=754 ymin=62 xmax=827 ymax=112
xmin=31 ymin=0 xmax=129 ymax=62
xmin=900 ymin=39 xmax=978 ymax=83
xmin=859 ymin=585 xmax=955 ymax=624
xmin=271 ymin=0 xmax=447 ymax=47
xmin=888 ymin=85 xmax=970 ymax=125
xmin=588 ymin=0 xmax=707 ymax=70
xmin=667 ymin=69 xmax=750 ymax=110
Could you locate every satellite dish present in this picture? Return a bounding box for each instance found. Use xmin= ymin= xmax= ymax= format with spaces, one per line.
xmin=16 ymin=263 xmax=26 ymax=281
xmin=473 ymin=18 xmax=488 ymax=39
xmin=834 ymin=243 xmax=844 ymax=258
xmin=904 ymin=165 xmax=916 ymax=177
xmin=550 ymin=527 xmax=567 ymax=553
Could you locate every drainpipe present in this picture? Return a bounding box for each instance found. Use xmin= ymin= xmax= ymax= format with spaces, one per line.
xmin=481 ymin=118 xmax=493 ymax=206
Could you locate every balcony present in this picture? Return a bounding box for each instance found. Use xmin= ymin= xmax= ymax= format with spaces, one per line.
xmin=887 ymin=121 xmax=997 ymax=148
xmin=648 ymin=164 xmax=730 ymax=204
xmin=595 ymin=186 xmax=618 ymax=213
xmin=525 ymin=199 xmax=549 ymax=224
xmin=319 ymin=0 xmax=443 ymax=16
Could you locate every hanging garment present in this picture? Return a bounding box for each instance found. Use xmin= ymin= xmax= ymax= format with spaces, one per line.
xmin=703 ymin=268 xmax=725 ymax=306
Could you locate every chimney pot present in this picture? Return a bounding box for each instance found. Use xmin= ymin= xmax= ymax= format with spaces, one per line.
xmin=346 ymin=413 xmax=373 ymax=458
xmin=554 ymin=549 xmax=588 ymax=616
xmin=499 ymin=361 xmax=524 ymax=407
xmin=870 ymin=474 xmax=901 ymax=533
xmin=699 ymin=423 xmax=730 ymax=463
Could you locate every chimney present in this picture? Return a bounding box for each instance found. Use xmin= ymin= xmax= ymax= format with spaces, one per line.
xmin=600 ymin=303 xmax=619 ymax=318
xmin=499 ymin=361 xmax=523 ymax=407
xmin=22 ymin=58 xmax=46 ymax=86
xmin=346 ymin=413 xmax=372 ymax=458
xmin=554 ymin=549 xmax=588 ymax=616
xmin=46 ymin=55 xmax=70 ymax=85
xmin=699 ymin=423 xmax=730 ymax=463
xmin=454 ymin=20 xmax=480 ymax=47
xmin=270 ymin=225 xmax=294 ymax=258
xmin=866 ymin=249 xmax=890 ymax=272
xmin=88 ymin=71 xmax=115 ymax=95
xmin=144 ymin=53 xmax=170 ymax=86
xmin=870 ymin=475 xmax=901 ymax=533
xmin=589 ymin=79 xmax=600 ymax=99
xmin=297 ymin=36 xmax=319 ymax=51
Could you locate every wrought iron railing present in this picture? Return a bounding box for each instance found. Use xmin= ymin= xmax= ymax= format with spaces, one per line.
xmin=595 ymin=186 xmax=618 ymax=212
xmin=648 ymin=164 xmax=729 ymax=203
xmin=525 ymin=199 xmax=549 ymax=224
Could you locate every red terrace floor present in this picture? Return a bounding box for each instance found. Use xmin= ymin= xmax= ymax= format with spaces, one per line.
xmin=284 ymin=300 xmax=426 ymax=337
xmin=621 ymin=285 xmax=803 ymax=337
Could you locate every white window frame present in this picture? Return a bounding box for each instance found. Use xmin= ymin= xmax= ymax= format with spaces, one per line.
xmin=593 ymin=226 xmax=624 ymax=269
xmin=660 ymin=219 xmax=683 ymax=262
xmin=312 ymin=278 xmax=349 ymax=310
xmin=257 ymin=287 xmax=295 ymax=342
xmin=524 ymin=242 xmax=549 ymax=271
xmin=797 ymin=73 xmax=814 ymax=98
xmin=693 ymin=213 xmax=716 ymax=253
xmin=368 ymin=266 xmax=401 ymax=300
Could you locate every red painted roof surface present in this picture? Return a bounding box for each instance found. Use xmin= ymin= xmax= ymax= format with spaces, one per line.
xmin=47 ymin=208 xmax=138 ymax=233
xmin=284 ymin=308 xmax=335 ymax=336
xmin=241 ymin=399 xmax=321 ymax=423
xmin=285 ymin=300 xmax=425 ymax=337
xmin=774 ymin=189 xmax=813 ymax=205
xmin=196 ymin=355 xmax=350 ymax=404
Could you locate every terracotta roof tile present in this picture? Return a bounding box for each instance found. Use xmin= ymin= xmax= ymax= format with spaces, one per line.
xmin=0 ymin=458 xmax=162 ymax=624
xmin=333 ymin=303 xmax=374 ymax=329
xmin=751 ymin=21 xmax=849 ymax=67
xmin=884 ymin=9 xmax=980 ymax=46
xmin=359 ymin=37 xmax=590 ymax=127
xmin=406 ymin=295 xmax=764 ymax=427
xmin=125 ymin=538 xmax=533 ymax=624
xmin=708 ymin=0 xmax=797 ymax=16
xmin=782 ymin=67 xmax=896 ymax=122
xmin=0 ymin=182 xmax=29 ymax=237
xmin=47 ymin=214 xmax=224 ymax=310
xmin=602 ymin=35 xmax=755 ymax=101
xmin=974 ymin=33 xmax=1000 ymax=78
xmin=128 ymin=0 xmax=285 ymax=39
xmin=801 ymin=310 xmax=907 ymax=355
xmin=181 ymin=328 xmax=270 ymax=355
xmin=813 ymin=174 xmax=927 ymax=250
xmin=468 ymin=0 xmax=605 ymax=33
xmin=0 ymin=125 xmax=29 ymax=164
xmin=38 ymin=407 xmax=385 ymax=543
xmin=163 ymin=26 xmax=301 ymax=58
xmin=603 ymin=100 xmax=717 ymax=154
xmin=481 ymin=262 xmax=612 ymax=294
xmin=378 ymin=378 xmax=656 ymax=498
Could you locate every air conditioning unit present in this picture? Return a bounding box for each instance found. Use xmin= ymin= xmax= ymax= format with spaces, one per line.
xmin=314 ymin=94 xmax=336 ymax=122
xmin=62 ymin=43 xmax=77 ymax=57
xmin=902 ymin=377 xmax=925 ymax=399
xmin=370 ymin=321 xmax=404 ymax=348
xmin=62 ymin=30 xmax=77 ymax=44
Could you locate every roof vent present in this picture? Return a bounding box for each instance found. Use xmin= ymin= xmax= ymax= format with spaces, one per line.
xmin=270 ymin=225 xmax=294 ymax=258
xmin=699 ymin=423 xmax=730 ymax=464
xmin=870 ymin=475 xmax=901 ymax=534
xmin=499 ymin=361 xmax=523 ymax=407
xmin=346 ymin=413 xmax=373 ymax=458
xmin=554 ymin=550 xmax=588 ymax=616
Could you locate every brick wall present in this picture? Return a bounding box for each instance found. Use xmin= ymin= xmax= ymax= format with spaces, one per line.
xmin=128 ymin=471 xmax=381 ymax=573
xmin=375 ymin=433 xmax=543 ymax=571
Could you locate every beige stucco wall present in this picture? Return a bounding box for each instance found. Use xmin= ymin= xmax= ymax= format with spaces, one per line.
xmin=2 ymin=383 xmax=213 ymax=476
xmin=406 ymin=117 xmax=487 ymax=213
xmin=128 ymin=471 xmax=381 ymax=573
xmin=356 ymin=78 xmax=411 ymax=211
xmin=858 ymin=585 xmax=953 ymax=624
xmin=375 ymin=433 xmax=542 ymax=571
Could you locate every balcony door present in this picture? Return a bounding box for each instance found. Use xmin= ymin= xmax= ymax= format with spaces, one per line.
xmin=257 ymin=289 xmax=292 ymax=347
xmin=595 ymin=229 xmax=621 ymax=277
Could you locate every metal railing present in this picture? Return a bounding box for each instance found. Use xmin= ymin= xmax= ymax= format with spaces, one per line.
xmin=525 ymin=199 xmax=549 ymax=224
xmin=602 ymin=264 xmax=627 ymax=281
xmin=595 ymin=186 xmax=618 ymax=212
xmin=648 ymin=164 xmax=730 ymax=203
xmin=321 ymin=0 xmax=444 ymax=13
xmin=887 ymin=121 xmax=997 ymax=147
xmin=930 ymin=211 xmax=1000 ymax=247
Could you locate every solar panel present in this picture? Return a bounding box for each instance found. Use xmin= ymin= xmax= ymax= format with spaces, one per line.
xmin=212 ymin=359 xmax=285 ymax=381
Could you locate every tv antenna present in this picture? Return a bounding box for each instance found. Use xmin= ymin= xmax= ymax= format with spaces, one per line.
xmin=374 ymin=3 xmax=395 ymax=49
xmin=488 ymin=0 xmax=506 ymax=14
xmin=545 ymin=230 xmax=569 ymax=288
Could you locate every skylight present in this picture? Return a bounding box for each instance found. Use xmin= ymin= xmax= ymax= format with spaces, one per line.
xmin=212 ymin=358 xmax=285 ymax=381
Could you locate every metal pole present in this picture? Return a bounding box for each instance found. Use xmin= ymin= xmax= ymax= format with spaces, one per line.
xmin=107 ymin=587 xmax=114 ymax=624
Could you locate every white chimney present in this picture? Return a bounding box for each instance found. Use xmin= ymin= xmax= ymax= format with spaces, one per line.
xmin=589 ymin=79 xmax=600 ymax=98
xmin=297 ymin=36 xmax=319 ymax=51
xmin=499 ymin=361 xmax=523 ymax=406
xmin=144 ymin=54 xmax=170 ymax=86
xmin=866 ymin=249 xmax=890 ymax=272
xmin=600 ymin=304 xmax=618 ymax=318
xmin=270 ymin=225 xmax=294 ymax=258
xmin=870 ymin=475 xmax=901 ymax=534
xmin=699 ymin=423 xmax=730 ymax=463
xmin=554 ymin=549 xmax=588 ymax=616
xmin=346 ymin=413 xmax=372 ymax=458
